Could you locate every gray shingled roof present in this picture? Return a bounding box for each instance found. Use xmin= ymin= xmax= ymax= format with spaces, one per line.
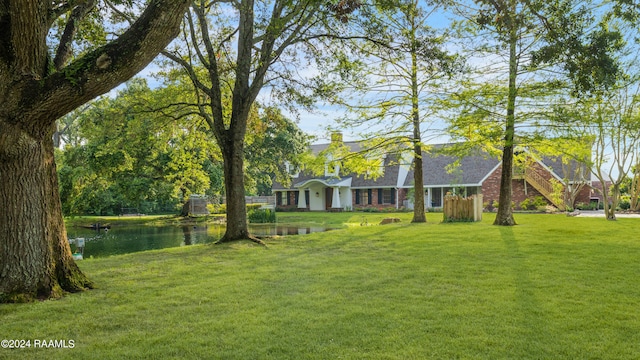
xmin=294 ymin=176 xmax=352 ymax=187
xmin=351 ymin=154 xmax=404 ymax=188
xmin=539 ymin=156 xmax=591 ymax=182
xmin=309 ymin=141 xmax=363 ymax=154
xmin=273 ymin=141 xmax=391 ymax=190
xmin=273 ymin=141 xmax=584 ymax=191
xmin=404 ymin=145 xmax=500 ymax=187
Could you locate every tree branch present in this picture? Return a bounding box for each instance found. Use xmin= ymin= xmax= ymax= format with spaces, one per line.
xmin=191 ymin=1 xmax=226 ymax=140
xmin=53 ymin=0 xmax=98 ymax=71
xmin=21 ymin=0 xmax=191 ymax=136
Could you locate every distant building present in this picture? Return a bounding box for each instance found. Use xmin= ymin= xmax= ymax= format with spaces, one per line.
xmin=273 ymin=135 xmax=593 ymax=211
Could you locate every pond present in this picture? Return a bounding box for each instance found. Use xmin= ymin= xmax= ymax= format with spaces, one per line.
xmin=66 ymin=223 xmax=340 ymax=258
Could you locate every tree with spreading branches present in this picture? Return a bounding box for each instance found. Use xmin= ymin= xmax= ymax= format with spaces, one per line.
xmin=0 ymin=0 xmax=190 ymax=302
xmin=161 ymin=0 xmax=361 ymax=243
xmin=329 ymin=0 xmax=458 ymax=223
xmin=449 ymin=0 xmax=622 ymax=225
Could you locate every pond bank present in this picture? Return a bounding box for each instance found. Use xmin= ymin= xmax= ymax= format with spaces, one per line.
xmin=64 ymin=211 xmax=417 ymax=229
xmin=64 ymin=214 xmax=352 ymax=258
xmin=65 ymin=214 xmax=225 ymax=229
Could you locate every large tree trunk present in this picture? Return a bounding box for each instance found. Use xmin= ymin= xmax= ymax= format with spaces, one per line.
xmin=0 ymin=0 xmax=190 ymax=302
xmin=494 ymin=147 xmax=516 ymax=225
xmin=630 ymin=169 xmax=640 ymax=211
xmin=0 ymin=121 xmax=92 ymax=302
xmin=219 ymin=141 xmax=251 ymax=242
xmin=604 ymin=184 xmax=620 ymax=221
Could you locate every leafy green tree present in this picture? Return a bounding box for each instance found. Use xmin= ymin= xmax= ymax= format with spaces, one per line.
xmin=57 ymin=71 xmax=310 ymax=214
xmin=0 ymin=0 xmax=190 ymax=302
xmin=448 ymin=0 xmax=622 ymax=226
xmin=329 ymin=0 xmax=458 ymax=223
xmin=564 ymin=80 xmax=640 ymax=220
xmin=539 ymin=5 xmax=638 ymax=218
xmin=53 ymin=106 xmax=88 ymax=149
xmin=162 ymin=0 xmax=359 ymax=242
xmin=58 ymin=79 xmax=218 ymax=215
xmin=245 ymin=107 xmax=310 ymax=195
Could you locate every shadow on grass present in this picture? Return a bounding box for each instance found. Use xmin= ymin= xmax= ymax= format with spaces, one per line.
xmin=498 ymin=226 xmax=558 ymax=357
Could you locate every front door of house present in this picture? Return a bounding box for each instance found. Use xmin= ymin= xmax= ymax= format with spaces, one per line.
xmin=325 ymin=188 xmax=332 ymax=210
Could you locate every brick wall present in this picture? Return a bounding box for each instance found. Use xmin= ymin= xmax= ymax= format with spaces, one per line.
xmin=482 ymin=165 xmax=502 ymax=207
xmin=352 ymin=188 xmax=399 ymax=210
xmin=573 ymin=184 xmax=593 ymax=206
xmin=275 ymin=191 xmax=307 ymax=210
xmin=512 ymin=179 xmax=546 ymax=206
xmin=589 ymin=181 xmax=611 ymax=203
xmin=482 ymin=164 xmax=554 ymax=209
xmin=398 ymin=188 xmax=409 ymax=208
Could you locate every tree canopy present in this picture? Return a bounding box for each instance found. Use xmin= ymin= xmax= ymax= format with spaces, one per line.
xmin=56 ymin=77 xmax=310 ymax=216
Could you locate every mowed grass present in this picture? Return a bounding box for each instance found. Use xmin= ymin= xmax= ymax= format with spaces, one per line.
xmin=1 ymin=213 xmax=640 ymax=359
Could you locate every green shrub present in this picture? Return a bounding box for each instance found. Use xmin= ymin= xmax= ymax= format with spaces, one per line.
xmin=575 ymin=202 xmax=588 ymax=210
xmin=207 ymin=204 xmax=226 ymax=214
xmin=489 ymin=200 xmax=516 ymax=211
xmin=575 ymin=201 xmax=599 ymax=211
xmin=247 ymin=204 xmax=263 ymax=211
xmin=357 ymin=207 xmax=397 ymax=213
xmin=248 ymin=208 xmax=276 ymax=223
xmin=519 ymin=198 xmax=533 ymax=210
xmin=519 ymin=196 xmax=547 ymax=210
xmin=275 ymin=207 xmax=298 ymax=212
xmin=619 ymin=196 xmax=631 ymax=210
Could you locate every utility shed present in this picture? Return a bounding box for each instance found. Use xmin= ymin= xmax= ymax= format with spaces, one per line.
xmin=184 ymin=194 xmax=209 ymax=216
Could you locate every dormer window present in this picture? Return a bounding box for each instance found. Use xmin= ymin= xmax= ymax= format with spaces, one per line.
xmin=324 ymin=155 xmax=340 ymax=177
xmin=284 ymin=161 xmax=300 ymax=178
xmin=364 ymin=154 xmax=385 ymax=178
xmin=379 ymin=154 xmax=387 ymax=175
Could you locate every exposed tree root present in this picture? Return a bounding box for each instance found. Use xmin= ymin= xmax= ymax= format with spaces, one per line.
xmin=215 ymin=234 xmax=268 ymax=247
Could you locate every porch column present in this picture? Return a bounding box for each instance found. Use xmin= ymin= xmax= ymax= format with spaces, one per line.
xmin=332 ymin=186 xmax=341 ymax=209
xmin=297 ymin=188 xmax=307 ymax=208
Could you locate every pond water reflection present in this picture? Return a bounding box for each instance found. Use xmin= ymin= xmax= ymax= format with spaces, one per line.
xmin=67 ymin=223 xmax=340 ymax=258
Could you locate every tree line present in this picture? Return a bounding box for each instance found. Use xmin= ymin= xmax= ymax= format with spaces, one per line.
xmin=55 ymin=78 xmax=308 ymax=216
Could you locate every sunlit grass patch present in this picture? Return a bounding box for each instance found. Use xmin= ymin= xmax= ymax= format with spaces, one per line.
xmin=2 ymin=214 xmax=640 ymax=359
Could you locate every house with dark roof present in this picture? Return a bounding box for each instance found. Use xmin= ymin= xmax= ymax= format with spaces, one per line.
xmin=272 ymin=135 xmax=594 ymax=211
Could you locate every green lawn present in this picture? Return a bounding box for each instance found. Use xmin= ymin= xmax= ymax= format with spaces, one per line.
xmin=2 ymin=213 xmax=640 ymax=359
